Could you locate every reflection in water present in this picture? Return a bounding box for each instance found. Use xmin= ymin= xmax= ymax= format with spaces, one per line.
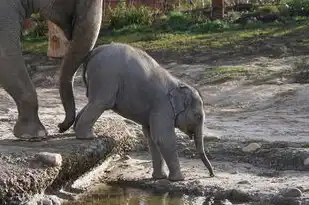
xmin=67 ymin=185 xmax=244 ymax=205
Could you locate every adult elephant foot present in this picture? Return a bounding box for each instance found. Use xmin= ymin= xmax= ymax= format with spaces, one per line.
xmin=152 ymin=172 xmax=168 ymax=180
xmin=168 ymin=172 xmax=185 ymax=182
xmin=13 ymin=119 xmax=48 ymax=141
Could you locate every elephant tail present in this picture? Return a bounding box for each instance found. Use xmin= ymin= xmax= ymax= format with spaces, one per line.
xmin=81 ymin=47 xmax=103 ymax=97
xmin=81 ymin=53 xmax=90 ymax=97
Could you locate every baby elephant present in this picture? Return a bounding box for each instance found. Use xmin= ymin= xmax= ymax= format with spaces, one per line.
xmin=75 ymin=43 xmax=214 ymax=181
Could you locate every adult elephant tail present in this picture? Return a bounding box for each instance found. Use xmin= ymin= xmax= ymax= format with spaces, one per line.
xmin=57 ymin=0 xmax=103 ymax=133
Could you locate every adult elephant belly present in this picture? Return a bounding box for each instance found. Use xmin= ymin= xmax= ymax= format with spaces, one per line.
xmin=0 ymin=2 xmax=48 ymax=140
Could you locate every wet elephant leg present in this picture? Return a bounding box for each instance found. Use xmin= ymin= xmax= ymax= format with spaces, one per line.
xmin=0 ymin=50 xmax=47 ymax=140
xmin=142 ymin=126 xmax=167 ymax=180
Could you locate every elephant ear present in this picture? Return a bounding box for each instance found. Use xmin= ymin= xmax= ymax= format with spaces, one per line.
xmin=168 ymin=83 xmax=192 ymax=116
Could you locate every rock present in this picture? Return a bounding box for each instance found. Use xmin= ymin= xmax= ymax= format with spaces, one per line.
xmin=123 ymin=155 xmax=131 ymax=160
xmin=221 ymin=199 xmax=233 ymax=205
xmin=296 ymin=186 xmax=304 ymax=192
xmin=34 ymin=152 xmax=62 ymax=167
xmin=271 ymin=195 xmax=301 ymax=205
xmin=228 ymin=189 xmax=251 ymax=202
xmin=229 ymin=169 xmax=239 ymax=174
xmin=242 ymin=143 xmax=261 ymax=153
xmin=48 ymin=195 xmax=61 ymax=205
xmin=237 ymin=180 xmax=251 ymax=185
xmin=304 ymin=157 xmax=309 ymax=166
xmin=280 ymin=188 xmax=302 ymax=198
xmin=204 ymin=135 xmax=220 ymax=141
xmin=41 ymin=198 xmax=52 ymax=205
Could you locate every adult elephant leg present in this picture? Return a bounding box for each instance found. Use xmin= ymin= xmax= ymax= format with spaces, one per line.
xmin=57 ymin=0 xmax=103 ymax=133
xmin=149 ymin=114 xmax=184 ymax=181
xmin=142 ymin=126 xmax=167 ymax=180
xmin=0 ymin=48 xmax=47 ymax=140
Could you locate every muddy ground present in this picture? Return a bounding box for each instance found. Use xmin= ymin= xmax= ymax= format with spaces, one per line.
xmin=1 ymin=50 xmax=309 ymax=204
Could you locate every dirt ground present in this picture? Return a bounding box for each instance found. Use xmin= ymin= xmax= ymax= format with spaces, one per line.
xmin=1 ymin=51 xmax=309 ymax=204
xmin=99 ymin=55 xmax=309 ymax=204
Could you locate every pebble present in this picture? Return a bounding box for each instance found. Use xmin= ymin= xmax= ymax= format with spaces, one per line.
xmin=237 ymin=180 xmax=251 ymax=185
xmin=204 ymin=135 xmax=220 ymax=141
xmin=34 ymin=152 xmax=62 ymax=167
xmin=229 ymin=169 xmax=239 ymax=175
xmin=280 ymin=188 xmax=302 ymax=198
xmin=41 ymin=198 xmax=52 ymax=205
xmin=242 ymin=143 xmax=261 ymax=153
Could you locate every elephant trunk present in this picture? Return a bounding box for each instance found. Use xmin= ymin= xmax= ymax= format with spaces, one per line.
xmin=57 ymin=0 xmax=103 ymax=133
xmin=194 ymin=124 xmax=215 ymax=177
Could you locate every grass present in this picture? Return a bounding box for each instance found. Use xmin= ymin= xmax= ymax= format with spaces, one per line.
xmin=22 ymin=36 xmax=48 ymax=54
xmin=22 ymin=17 xmax=309 ymax=62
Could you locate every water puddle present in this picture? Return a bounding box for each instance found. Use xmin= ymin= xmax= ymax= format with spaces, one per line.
xmin=65 ymin=185 xmax=254 ymax=205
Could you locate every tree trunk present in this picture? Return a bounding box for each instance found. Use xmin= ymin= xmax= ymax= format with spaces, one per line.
xmin=47 ymin=21 xmax=69 ymax=58
xmin=211 ymin=0 xmax=224 ymax=20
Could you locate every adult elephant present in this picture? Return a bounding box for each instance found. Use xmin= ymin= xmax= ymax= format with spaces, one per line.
xmin=0 ymin=0 xmax=103 ymax=140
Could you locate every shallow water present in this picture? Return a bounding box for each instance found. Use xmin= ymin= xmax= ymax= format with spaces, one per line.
xmin=67 ymin=185 xmax=251 ymax=205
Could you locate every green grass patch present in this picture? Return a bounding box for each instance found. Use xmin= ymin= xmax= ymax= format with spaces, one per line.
xmin=22 ymin=36 xmax=48 ymax=54
xmin=21 ymin=17 xmax=309 ymax=56
xmin=302 ymin=143 xmax=309 ymax=148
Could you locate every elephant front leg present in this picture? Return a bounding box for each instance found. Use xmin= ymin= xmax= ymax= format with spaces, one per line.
xmin=149 ymin=115 xmax=184 ymax=181
xmin=142 ymin=126 xmax=167 ymax=180
xmin=0 ymin=51 xmax=47 ymax=140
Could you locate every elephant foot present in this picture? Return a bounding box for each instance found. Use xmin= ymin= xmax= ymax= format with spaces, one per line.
xmin=13 ymin=120 xmax=48 ymax=141
xmin=75 ymin=130 xmax=97 ymax=140
xmin=152 ymin=172 xmax=167 ymax=180
xmin=168 ymin=172 xmax=185 ymax=182
xmin=58 ymin=119 xmax=75 ymax=133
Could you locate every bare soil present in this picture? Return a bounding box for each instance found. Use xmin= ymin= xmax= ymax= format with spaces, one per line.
xmin=1 ymin=49 xmax=309 ymax=204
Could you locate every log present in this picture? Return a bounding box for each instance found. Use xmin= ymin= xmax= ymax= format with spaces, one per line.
xmin=47 ymin=21 xmax=69 ymax=58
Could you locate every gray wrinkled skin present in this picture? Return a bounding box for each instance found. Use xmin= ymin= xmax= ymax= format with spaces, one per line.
xmin=0 ymin=0 xmax=103 ymax=140
xmin=75 ymin=43 xmax=214 ymax=181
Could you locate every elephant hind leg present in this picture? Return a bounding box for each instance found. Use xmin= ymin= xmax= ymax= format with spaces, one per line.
xmin=0 ymin=48 xmax=47 ymax=140
xmin=74 ymin=77 xmax=118 ymax=139
xmin=142 ymin=126 xmax=167 ymax=180
xmin=73 ymin=100 xmax=106 ymax=139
